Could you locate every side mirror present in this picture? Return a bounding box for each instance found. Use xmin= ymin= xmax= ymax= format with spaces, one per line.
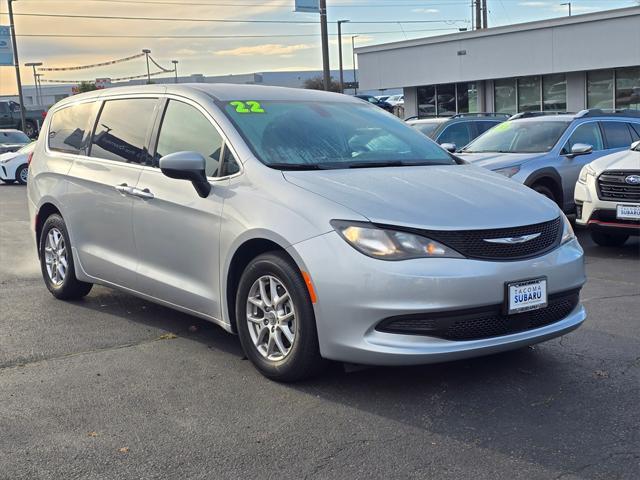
xmin=159 ymin=151 xmax=211 ymax=198
xmin=440 ymin=142 xmax=457 ymax=153
xmin=631 ymin=140 xmax=640 ymax=150
xmin=567 ymin=143 xmax=593 ymax=158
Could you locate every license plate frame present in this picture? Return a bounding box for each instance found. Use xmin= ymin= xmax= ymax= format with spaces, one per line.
xmin=616 ymin=204 xmax=640 ymax=221
xmin=504 ymin=277 xmax=548 ymax=315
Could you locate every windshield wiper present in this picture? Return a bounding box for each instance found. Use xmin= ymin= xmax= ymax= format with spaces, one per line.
xmin=267 ymin=163 xmax=329 ymax=170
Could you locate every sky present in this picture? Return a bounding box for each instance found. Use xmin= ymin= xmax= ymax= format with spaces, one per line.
xmin=0 ymin=0 xmax=638 ymax=95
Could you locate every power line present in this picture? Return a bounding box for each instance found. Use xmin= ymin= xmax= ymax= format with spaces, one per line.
xmin=5 ymin=12 xmax=468 ymax=24
xmin=24 ymin=0 xmax=472 ymax=6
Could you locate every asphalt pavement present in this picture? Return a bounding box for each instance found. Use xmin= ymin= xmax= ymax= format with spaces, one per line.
xmin=0 ymin=183 xmax=638 ymax=480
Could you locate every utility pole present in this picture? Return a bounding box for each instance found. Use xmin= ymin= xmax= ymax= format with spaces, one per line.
xmin=7 ymin=0 xmax=26 ymax=132
xmin=560 ymin=2 xmax=572 ymax=16
xmin=36 ymin=73 xmax=43 ymax=106
xmin=474 ymin=0 xmax=482 ymax=30
xmin=337 ymin=20 xmax=349 ymax=94
xmin=351 ymin=35 xmax=359 ymax=95
xmin=142 ymin=49 xmax=151 ymax=84
xmin=319 ymin=0 xmax=330 ymax=91
xmin=482 ymin=0 xmax=488 ymax=29
xmin=172 ymin=60 xmax=179 ymax=83
xmin=25 ymin=62 xmax=42 ymax=107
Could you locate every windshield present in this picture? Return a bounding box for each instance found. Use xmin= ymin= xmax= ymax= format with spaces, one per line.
xmin=462 ymin=120 xmax=570 ymax=153
xmin=18 ymin=142 xmax=36 ymax=153
xmin=409 ymin=121 xmax=442 ymax=137
xmin=223 ymin=100 xmax=454 ymax=169
xmin=0 ymin=131 xmax=30 ymax=144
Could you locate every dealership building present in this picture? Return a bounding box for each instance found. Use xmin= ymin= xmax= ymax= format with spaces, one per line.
xmin=356 ymin=7 xmax=640 ymax=118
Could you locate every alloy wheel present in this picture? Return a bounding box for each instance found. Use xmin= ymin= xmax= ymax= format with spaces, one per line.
xmin=44 ymin=227 xmax=67 ymax=286
xmin=19 ymin=167 xmax=28 ymax=184
xmin=246 ymin=275 xmax=297 ymax=361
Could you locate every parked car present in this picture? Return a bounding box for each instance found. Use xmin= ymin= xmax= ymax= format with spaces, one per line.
xmin=0 ymin=141 xmax=34 ymax=184
xmin=0 ymin=100 xmax=47 ymax=138
xmin=0 ymin=129 xmax=31 ymax=154
xmin=376 ymin=95 xmax=390 ymax=103
xmin=354 ymin=94 xmax=394 ymax=113
xmin=407 ymin=113 xmax=510 ymax=151
xmin=457 ymin=110 xmax=640 ymax=212
xmin=574 ymin=140 xmax=640 ymax=246
xmin=385 ymin=94 xmax=404 ymax=106
xmin=28 ymin=84 xmax=586 ymax=381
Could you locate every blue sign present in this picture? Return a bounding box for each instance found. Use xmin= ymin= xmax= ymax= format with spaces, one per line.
xmin=0 ymin=26 xmax=13 ymax=66
xmin=294 ymin=0 xmax=319 ymax=13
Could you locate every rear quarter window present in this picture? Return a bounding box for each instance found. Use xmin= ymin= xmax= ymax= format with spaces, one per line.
xmin=48 ymin=102 xmax=94 ymax=155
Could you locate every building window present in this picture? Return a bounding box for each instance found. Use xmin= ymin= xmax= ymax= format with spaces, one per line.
xmin=417 ymin=85 xmax=436 ymax=117
xmin=437 ymin=83 xmax=456 ymax=116
xmin=457 ymin=82 xmax=479 ymax=113
xmin=494 ymin=78 xmax=516 ymax=114
xmin=587 ymin=69 xmax=614 ymax=109
xmin=542 ymin=74 xmax=566 ymax=111
xmin=517 ymin=76 xmax=541 ymax=112
xmin=615 ymin=66 xmax=640 ymax=110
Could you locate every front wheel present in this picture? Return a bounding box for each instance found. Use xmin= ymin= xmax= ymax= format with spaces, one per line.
xmin=590 ymin=230 xmax=629 ymax=247
xmin=235 ymin=251 xmax=326 ymax=382
xmin=39 ymin=214 xmax=93 ymax=299
xmin=15 ymin=164 xmax=28 ymax=185
xmin=24 ymin=120 xmax=36 ymax=138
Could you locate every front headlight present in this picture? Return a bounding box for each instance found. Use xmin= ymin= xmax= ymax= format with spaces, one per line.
xmin=560 ymin=212 xmax=575 ymax=245
xmin=578 ymin=164 xmax=596 ymax=184
xmin=494 ymin=165 xmax=521 ymax=178
xmin=331 ymin=220 xmax=463 ymax=260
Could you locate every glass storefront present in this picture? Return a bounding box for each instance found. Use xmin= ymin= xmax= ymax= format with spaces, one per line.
xmin=615 ymin=66 xmax=640 ymax=110
xmin=416 ymin=83 xmax=479 ymax=117
xmin=437 ymin=83 xmax=456 ymax=116
xmin=494 ymin=78 xmax=517 ymax=114
xmin=542 ymin=74 xmax=566 ymax=111
xmin=587 ymin=70 xmax=614 ymax=109
xmin=494 ymin=74 xmax=567 ymax=113
xmin=517 ymin=76 xmax=541 ymax=112
xmin=587 ymin=67 xmax=640 ymax=109
xmin=457 ymin=82 xmax=478 ymax=114
xmin=417 ymin=85 xmax=436 ymax=117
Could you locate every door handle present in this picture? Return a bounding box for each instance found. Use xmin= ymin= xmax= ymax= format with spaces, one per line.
xmin=114 ymin=183 xmax=134 ymax=195
xmin=131 ymin=187 xmax=155 ymax=200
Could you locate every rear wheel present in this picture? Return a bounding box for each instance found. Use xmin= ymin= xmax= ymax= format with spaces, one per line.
xmin=590 ymin=230 xmax=629 ymax=247
xmin=16 ymin=164 xmax=28 ymax=185
xmin=235 ymin=251 xmax=326 ymax=382
xmin=39 ymin=214 xmax=93 ymax=299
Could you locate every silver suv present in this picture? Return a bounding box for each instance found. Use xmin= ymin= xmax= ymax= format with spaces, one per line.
xmin=28 ymin=84 xmax=586 ymax=381
xmin=458 ymin=110 xmax=640 ymax=212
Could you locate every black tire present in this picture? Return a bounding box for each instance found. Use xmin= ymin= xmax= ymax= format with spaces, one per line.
xmin=532 ymin=184 xmax=557 ymax=205
xmin=15 ymin=164 xmax=28 ymax=185
xmin=590 ymin=230 xmax=629 ymax=247
xmin=1 ymin=178 xmax=15 ymax=184
xmin=24 ymin=120 xmax=37 ymax=138
xmin=235 ymin=251 xmax=326 ymax=382
xmin=39 ymin=214 xmax=93 ymax=300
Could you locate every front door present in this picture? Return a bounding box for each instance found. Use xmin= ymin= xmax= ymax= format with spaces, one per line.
xmin=132 ymin=99 xmax=229 ymax=318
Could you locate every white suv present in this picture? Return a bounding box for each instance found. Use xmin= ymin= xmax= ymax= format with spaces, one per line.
xmin=575 ymin=140 xmax=640 ymax=246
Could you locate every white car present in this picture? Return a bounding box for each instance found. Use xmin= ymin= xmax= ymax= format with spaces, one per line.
xmin=386 ymin=94 xmax=404 ymax=106
xmin=575 ymin=140 xmax=640 ymax=246
xmin=0 ymin=141 xmax=34 ymax=185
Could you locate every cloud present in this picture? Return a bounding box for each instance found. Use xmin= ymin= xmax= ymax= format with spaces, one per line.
xmin=214 ymin=44 xmax=313 ymax=57
xmin=411 ymin=8 xmax=440 ymax=14
xmin=518 ymin=1 xmax=550 ymax=6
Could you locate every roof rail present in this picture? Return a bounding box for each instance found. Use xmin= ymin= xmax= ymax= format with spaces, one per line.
xmin=509 ymin=111 xmax=573 ymax=120
xmin=575 ymin=108 xmax=640 ymax=118
xmin=451 ymin=112 xmax=511 ymax=119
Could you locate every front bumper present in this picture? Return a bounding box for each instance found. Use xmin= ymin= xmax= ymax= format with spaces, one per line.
xmin=574 ymin=180 xmax=639 ymax=234
xmin=290 ymin=231 xmax=586 ymax=366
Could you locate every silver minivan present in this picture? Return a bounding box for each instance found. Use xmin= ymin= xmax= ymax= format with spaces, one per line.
xmin=28 ymin=84 xmax=586 ymax=381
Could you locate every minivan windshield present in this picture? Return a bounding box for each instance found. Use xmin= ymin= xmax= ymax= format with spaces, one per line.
xmin=462 ymin=120 xmax=570 ymax=154
xmin=223 ymin=100 xmax=454 ymax=169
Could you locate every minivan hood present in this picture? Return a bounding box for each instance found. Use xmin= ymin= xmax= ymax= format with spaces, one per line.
xmin=283 ymin=164 xmax=559 ymax=230
xmin=458 ymin=152 xmax=543 ymax=170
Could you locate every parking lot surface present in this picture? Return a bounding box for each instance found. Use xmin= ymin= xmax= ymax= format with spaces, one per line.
xmin=1 ymin=183 xmax=638 ymax=480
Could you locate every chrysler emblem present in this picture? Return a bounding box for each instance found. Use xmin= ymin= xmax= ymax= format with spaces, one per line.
xmin=624 ymin=175 xmax=640 ymax=185
xmin=484 ymin=233 xmax=541 ymax=244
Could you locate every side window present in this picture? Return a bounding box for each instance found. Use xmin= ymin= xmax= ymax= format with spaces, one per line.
xmin=0 ymin=103 xmax=8 ymax=114
xmin=437 ymin=122 xmax=471 ymax=148
xmin=220 ymin=144 xmax=241 ymax=176
xmin=602 ymin=121 xmax=632 ymax=149
xmin=563 ymin=123 xmax=603 ymax=153
xmin=90 ymin=98 xmax=157 ymax=164
xmin=630 ymin=123 xmax=640 ymax=142
xmin=48 ymin=102 xmax=94 ymax=155
xmin=475 ymin=121 xmax=501 ymax=136
xmin=156 ymin=100 xmax=223 ymax=177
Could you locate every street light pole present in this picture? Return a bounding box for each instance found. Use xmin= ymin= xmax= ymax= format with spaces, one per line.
xmin=36 ymin=73 xmax=43 ymax=106
xmin=25 ymin=62 xmax=43 ymax=107
xmin=337 ymin=20 xmax=350 ymax=94
xmin=319 ymin=0 xmax=330 ymax=91
xmin=7 ymin=0 xmax=26 ymax=132
xmin=560 ymin=2 xmax=572 ymax=16
xmin=172 ymin=60 xmax=179 ymax=83
xmin=351 ymin=35 xmax=359 ymax=95
xmin=142 ymin=49 xmax=151 ymax=84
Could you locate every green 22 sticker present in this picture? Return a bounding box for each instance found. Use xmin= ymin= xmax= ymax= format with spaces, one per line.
xmin=230 ymin=101 xmax=265 ymax=113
